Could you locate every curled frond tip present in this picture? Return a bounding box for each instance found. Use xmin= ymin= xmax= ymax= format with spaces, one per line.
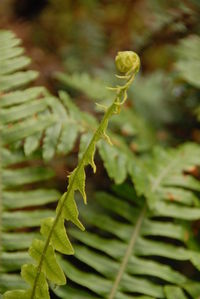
xmin=115 ymin=51 xmax=140 ymax=74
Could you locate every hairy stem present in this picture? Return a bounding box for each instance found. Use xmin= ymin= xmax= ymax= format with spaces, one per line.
xmin=108 ymin=206 xmax=146 ymax=299
xmin=31 ymin=102 xmax=118 ymax=299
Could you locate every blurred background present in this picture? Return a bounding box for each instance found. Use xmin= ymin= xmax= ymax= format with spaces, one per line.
xmin=1 ymin=0 xmax=200 ymax=193
xmin=0 ymin=0 xmax=200 ymax=145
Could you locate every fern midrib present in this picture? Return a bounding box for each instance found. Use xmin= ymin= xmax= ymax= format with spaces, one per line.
xmin=108 ymin=205 xmax=146 ymax=299
xmin=30 ymin=102 xmax=117 ymax=299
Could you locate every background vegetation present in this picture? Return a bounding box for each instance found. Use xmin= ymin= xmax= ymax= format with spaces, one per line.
xmin=0 ymin=1 xmax=200 ymax=298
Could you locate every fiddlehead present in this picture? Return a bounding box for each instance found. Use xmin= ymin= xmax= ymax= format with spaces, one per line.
xmin=3 ymin=51 xmax=140 ymax=299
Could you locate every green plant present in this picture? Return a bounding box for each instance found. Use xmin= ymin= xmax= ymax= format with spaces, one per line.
xmin=1 ymin=31 xmax=140 ymax=298
xmin=0 ymin=32 xmax=137 ymax=297
xmin=53 ymin=145 xmax=200 ymax=299
xmin=0 ymin=30 xmax=62 ymax=294
xmin=1 ymin=23 xmax=200 ymax=299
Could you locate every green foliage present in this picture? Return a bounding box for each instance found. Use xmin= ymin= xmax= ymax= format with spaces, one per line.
xmin=1 ymin=4 xmax=200 ymax=297
xmin=54 ymin=143 xmax=200 ymax=299
xmin=56 ymin=72 xmax=113 ymax=103
xmin=0 ymin=34 xmax=142 ymax=297
xmin=0 ymin=31 xmax=90 ymax=162
xmin=129 ymin=72 xmax=174 ymax=127
xmin=0 ymin=31 xmax=37 ymax=91
xmin=0 ymin=29 xmax=150 ymax=186
xmin=1 ymin=30 xmax=140 ymax=299
xmin=130 ymin=143 xmax=200 ymax=214
xmin=175 ymin=35 xmax=200 ymax=88
xmin=55 ymin=181 xmax=200 ymax=299
xmin=0 ymin=31 xmax=61 ymax=294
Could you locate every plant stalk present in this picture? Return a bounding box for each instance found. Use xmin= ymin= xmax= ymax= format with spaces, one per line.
xmin=108 ymin=205 xmax=146 ymax=299
xmin=31 ymin=101 xmax=118 ymax=299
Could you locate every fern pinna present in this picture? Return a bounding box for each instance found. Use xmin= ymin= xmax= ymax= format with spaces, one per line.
xmin=1 ymin=34 xmax=140 ymax=298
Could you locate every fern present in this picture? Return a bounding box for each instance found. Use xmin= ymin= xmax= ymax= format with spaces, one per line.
xmin=2 ymin=46 xmax=140 ymax=297
xmin=0 ymin=30 xmax=62 ymax=294
xmin=3 ymin=32 xmax=152 ymax=186
xmin=56 ymin=71 xmax=156 ymax=183
xmin=174 ymin=35 xmax=200 ymax=88
xmin=0 ymin=30 xmax=84 ymax=162
xmin=130 ymin=143 xmax=200 ymax=215
xmin=0 ymin=148 xmax=58 ymax=292
xmin=54 ymin=144 xmax=200 ymax=298
xmin=0 ymin=29 xmax=145 ymax=186
xmin=59 ymin=91 xmax=137 ymax=185
xmin=4 ymin=27 xmax=200 ymax=299
xmin=56 ymin=72 xmax=113 ymax=103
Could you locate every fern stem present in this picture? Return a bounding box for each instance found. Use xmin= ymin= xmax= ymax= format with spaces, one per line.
xmin=108 ymin=205 xmax=146 ymax=299
xmin=30 ymin=51 xmax=140 ymax=299
xmin=30 ymin=101 xmax=118 ymax=299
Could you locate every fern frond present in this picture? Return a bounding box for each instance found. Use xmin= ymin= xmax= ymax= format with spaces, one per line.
xmin=0 ymin=31 xmax=38 ymax=92
xmin=0 ymin=28 xmax=150 ymax=190
xmin=174 ymin=35 xmax=200 ymax=88
xmin=60 ymin=90 xmax=141 ymax=185
xmin=2 ymin=46 xmax=140 ymax=298
xmin=110 ymin=108 xmax=156 ymax=152
xmin=0 ymin=29 xmax=143 ymax=177
xmin=56 ymin=72 xmax=113 ymax=103
xmin=0 ymin=30 xmax=80 ymax=162
xmin=130 ymin=143 xmax=200 ymax=216
xmin=0 ymin=32 xmax=135 ymax=296
xmin=0 ymin=147 xmax=59 ymax=294
xmin=55 ymin=180 xmax=200 ymax=299
xmin=0 ymin=30 xmax=72 ymax=295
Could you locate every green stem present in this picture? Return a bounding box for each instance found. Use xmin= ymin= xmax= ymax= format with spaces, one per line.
xmin=108 ymin=206 xmax=146 ymax=299
xmin=30 ymin=52 xmax=139 ymax=298
xmin=31 ymin=101 xmax=118 ymax=299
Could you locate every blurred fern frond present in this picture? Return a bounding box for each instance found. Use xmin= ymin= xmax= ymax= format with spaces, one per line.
xmin=56 ymin=72 xmax=113 ymax=103
xmin=174 ymin=35 xmax=200 ymax=88
xmin=130 ymin=143 xmax=200 ymax=216
xmin=55 ymin=145 xmax=200 ymax=298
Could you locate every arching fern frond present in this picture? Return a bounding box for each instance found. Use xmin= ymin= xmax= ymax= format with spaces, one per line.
xmin=54 ymin=178 xmax=200 ymax=299
xmin=3 ymin=50 xmax=140 ymax=298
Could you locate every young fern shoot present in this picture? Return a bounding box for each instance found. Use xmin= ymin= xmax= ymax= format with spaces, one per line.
xmin=3 ymin=51 xmax=140 ymax=299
